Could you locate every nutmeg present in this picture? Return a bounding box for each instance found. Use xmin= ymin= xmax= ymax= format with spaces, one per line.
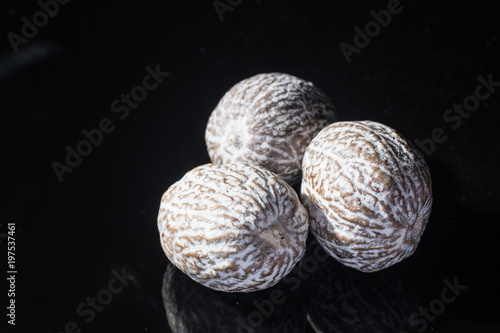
xmin=301 ymin=121 xmax=432 ymax=272
xmin=205 ymin=73 xmax=336 ymax=184
xmin=158 ymin=162 xmax=309 ymax=292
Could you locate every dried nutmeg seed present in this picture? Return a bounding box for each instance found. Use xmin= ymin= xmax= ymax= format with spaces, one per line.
xmin=157 ymin=162 xmax=309 ymax=292
xmin=301 ymin=121 xmax=432 ymax=273
xmin=205 ymin=72 xmax=336 ymax=184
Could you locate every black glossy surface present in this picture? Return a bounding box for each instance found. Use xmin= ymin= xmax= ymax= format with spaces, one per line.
xmin=1 ymin=0 xmax=499 ymax=332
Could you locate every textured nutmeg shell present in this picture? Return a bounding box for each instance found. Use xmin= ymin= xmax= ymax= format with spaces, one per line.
xmin=301 ymin=121 xmax=432 ymax=272
xmin=205 ymin=72 xmax=336 ymax=184
xmin=158 ymin=162 xmax=309 ymax=292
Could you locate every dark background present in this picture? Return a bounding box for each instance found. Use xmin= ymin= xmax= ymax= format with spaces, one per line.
xmin=1 ymin=0 xmax=499 ymax=332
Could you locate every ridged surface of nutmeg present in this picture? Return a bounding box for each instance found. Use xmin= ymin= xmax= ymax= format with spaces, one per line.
xmin=158 ymin=162 xmax=309 ymax=292
xmin=205 ymin=72 xmax=336 ymax=184
xmin=301 ymin=121 xmax=432 ymax=272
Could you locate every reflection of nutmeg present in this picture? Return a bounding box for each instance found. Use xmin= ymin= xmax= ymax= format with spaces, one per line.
xmin=157 ymin=162 xmax=309 ymax=292
xmin=306 ymin=257 xmax=420 ymax=333
xmin=162 ymin=263 xmax=308 ymax=333
xmin=301 ymin=121 xmax=432 ymax=272
xmin=205 ymin=73 xmax=336 ymax=184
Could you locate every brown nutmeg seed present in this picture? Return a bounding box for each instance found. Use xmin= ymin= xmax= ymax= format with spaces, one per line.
xmin=157 ymin=162 xmax=309 ymax=292
xmin=205 ymin=72 xmax=336 ymax=184
xmin=301 ymin=121 xmax=432 ymax=273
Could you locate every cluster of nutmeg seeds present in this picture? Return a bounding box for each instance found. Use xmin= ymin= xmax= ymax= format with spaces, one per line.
xmin=157 ymin=73 xmax=432 ymax=293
